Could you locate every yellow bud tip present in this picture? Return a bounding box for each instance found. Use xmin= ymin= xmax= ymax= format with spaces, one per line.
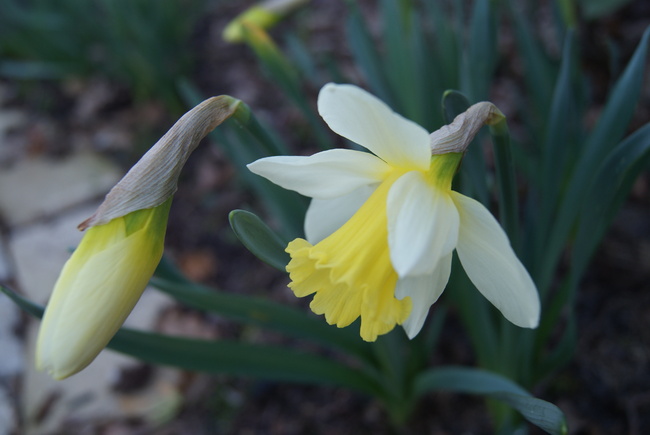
xmin=223 ymin=7 xmax=280 ymax=43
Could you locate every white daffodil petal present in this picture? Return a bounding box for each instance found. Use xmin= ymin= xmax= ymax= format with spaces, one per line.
xmin=452 ymin=192 xmax=540 ymax=328
xmin=305 ymin=183 xmax=377 ymax=244
xmin=387 ymin=171 xmax=459 ymax=276
xmin=317 ymin=83 xmax=430 ymax=171
xmin=395 ymin=254 xmax=452 ymax=339
xmin=247 ymin=148 xmax=389 ymax=199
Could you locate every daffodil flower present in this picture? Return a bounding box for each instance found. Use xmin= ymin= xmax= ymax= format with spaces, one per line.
xmin=248 ymin=83 xmax=540 ymax=342
xmin=37 ymin=96 xmax=242 ymax=379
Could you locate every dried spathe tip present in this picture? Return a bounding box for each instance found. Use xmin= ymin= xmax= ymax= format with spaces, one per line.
xmin=79 ymin=96 xmax=242 ymax=230
xmin=430 ymin=102 xmax=505 ymax=155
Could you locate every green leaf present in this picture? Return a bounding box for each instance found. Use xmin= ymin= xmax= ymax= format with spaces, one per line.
xmin=1 ymin=285 xmax=44 ymax=318
xmin=240 ymin=23 xmax=332 ymax=150
xmin=149 ymin=275 xmax=376 ymax=365
xmin=582 ymin=26 xmax=650 ymax=167
xmin=538 ymin=30 xmax=578 ymax=243
xmin=381 ymin=0 xmax=426 ymax=124
xmin=579 ymin=0 xmax=635 ymax=20
xmin=540 ymin=26 xmax=650 ymax=292
xmin=424 ymin=0 xmax=461 ymax=92
xmin=466 ymin=0 xmax=497 ymax=101
xmin=441 ymin=90 xmax=470 ymax=124
xmin=445 ymin=258 xmax=498 ymax=369
xmin=489 ymin=117 xmax=520 ymax=249
xmin=415 ymin=366 xmax=567 ymax=435
xmin=344 ymin=0 xmax=394 ymax=105
xmin=0 ymin=286 xmax=382 ymax=396
xmin=507 ymin=0 xmax=557 ymax=122
xmin=572 ymin=122 xmax=650 ymax=274
xmin=109 ymin=329 xmax=383 ymax=396
xmin=229 ymin=209 xmax=290 ymax=271
xmin=178 ymin=80 xmax=307 ymax=239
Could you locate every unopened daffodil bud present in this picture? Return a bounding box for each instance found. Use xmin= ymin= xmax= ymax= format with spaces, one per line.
xmin=223 ymin=0 xmax=308 ymax=43
xmin=37 ymin=96 xmax=242 ymax=379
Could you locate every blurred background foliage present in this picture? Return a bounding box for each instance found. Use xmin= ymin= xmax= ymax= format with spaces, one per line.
xmin=0 ymin=0 xmax=204 ymax=111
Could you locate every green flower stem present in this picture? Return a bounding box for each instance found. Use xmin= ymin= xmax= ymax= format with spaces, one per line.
xmin=556 ymin=0 xmax=577 ymax=29
xmin=230 ymin=101 xmax=290 ymax=156
xmin=489 ymin=117 xmax=520 ymax=251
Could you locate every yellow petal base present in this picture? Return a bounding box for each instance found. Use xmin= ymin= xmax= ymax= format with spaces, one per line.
xmin=286 ymin=172 xmax=411 ymax=341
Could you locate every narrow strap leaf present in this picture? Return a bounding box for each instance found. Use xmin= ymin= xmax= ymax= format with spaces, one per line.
xmin=572 ymin=122 xmax=650 ymax=274
xmin=1 ymin=285 xmax=44 ymax=318
xmin=415 ymin=366 xmax=567 ymax=435
xmin=229 ymin=209 xmax=290 ymax=271
xmin=344 ymin=0 xmax=394 ymax=105
xmin=148 ymin=275 xmax=376 ymax=364
xmin=467 ymin=0 xmax=497 ymax=102
xmin=1 ymin=285 xmax=383 ymax=396
xmin=540 ymin=27 xmax=650 ymax=292
xmin=109 ymin=329 xmax=383 ymax=396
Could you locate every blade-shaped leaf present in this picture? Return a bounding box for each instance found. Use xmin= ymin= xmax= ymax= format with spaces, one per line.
xmin=541 ymin=26 xmax=650 ymax=291
xmin=573 ymin=122 xmax=650 ymax=274
xmin=148 ymin=275 xmax=376 ymax=364
xmin=1 ymin=285 xmax=44 ymax=318
xmin=109 ymin=329 xmax=383 ymax=396
xmin=344 ymin=0 xmax=394 ymax=105
xmin=212 ymin=122 xmax=308 ymax=239
xmin=466 ymin=0 xmax=497 ymax=102
xmin=507 ymin=0 xmax=556 ymax=120
xmin=539 ymin=30 xmax=578 ymax=245
xmin=241 ymin=23 xmax=332 ymax=150
xmin=229 ymin=209 xmax=290 ymax=271
xmin=582 ymin=26 xmax=650 ymax=167
xmin=1 ymin=285 xmax=383 ymax=395
xmin=415 ymin=366 xmax=567 ymax=435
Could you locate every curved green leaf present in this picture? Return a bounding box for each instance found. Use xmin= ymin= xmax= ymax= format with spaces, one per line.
xmin=542 ymin=26 xmax=650 ymax=291
xmin=344 ymin=0 xmax=394 ymax=106
xmin=1 ymin=285 xmax=44 ymax=318
xmin=109 ymin=329 xmax=383 ymax=396
xmin=148 ymin=275 xmax=376 ymax=365
xmin=507 ymin=0 xmax=556 ymax=120
xmin=573 ymin=122 xmax=650 ymax=273
xmin=1 ymin=285 xmax=383 ymax=396
xmin=583 ymin=26 xmax=650 ymax=165
xmin=415 ymin=366 xmax=567 ymax=435
xmin=229 ymin=209 xmax=290 ymax=271
xmin=467 ymin=0 xmax=497 ymax=102
xmin=539 ymin=30 xmax=578 ymax=244
xmin=441 ymin=89 xmax=470 ymax=124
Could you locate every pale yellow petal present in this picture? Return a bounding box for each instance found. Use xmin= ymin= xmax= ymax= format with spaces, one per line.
xmin=317 ymin=83 xmax=430 ymax=171
xmin=452 ymin=192 xmax=540 ymax=328
xmin=387 ymin=171 xmax=459 ymax=276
